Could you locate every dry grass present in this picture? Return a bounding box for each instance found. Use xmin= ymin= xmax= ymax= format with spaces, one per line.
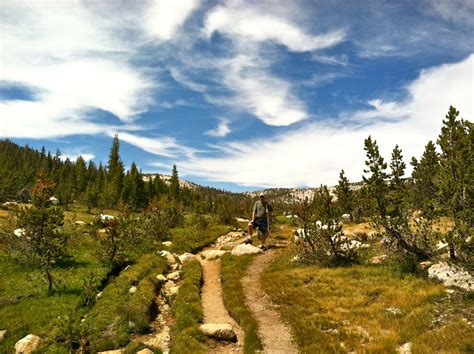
xmin=261 ymin=250 xmax=473 ymax=353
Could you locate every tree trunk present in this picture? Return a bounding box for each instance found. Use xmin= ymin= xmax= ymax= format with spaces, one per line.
xmin=449 ymin=241 xmax=456 ymax=259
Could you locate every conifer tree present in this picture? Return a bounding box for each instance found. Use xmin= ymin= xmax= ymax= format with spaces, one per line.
xmin=170 ymin=164 xmax=180 ymax=201
xmin=362 ymin=136 xmax=389 ymax=218
xmin=104 ymin=135 xmax=124 ymax=208
xmin=410 ymin=141 xmax=439 ymax=212
xmin=389 ymin=144 xmax=406 ymax=217
xmin=122 ymin=162 xmax=146 ymax=211
xmin=335 ymin=169 xmax=353 ymax=218
xmin=436 ymin=106 xmax=472 ymax=259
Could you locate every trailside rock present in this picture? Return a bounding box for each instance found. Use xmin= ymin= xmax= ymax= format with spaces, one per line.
xmin=199 ymin=323 xmax=237 ymax=342
xmin=398 ymin=342 xmax=412 ymax=354
xmin=231 ymin=243 xmax=263 ymax=256
xmin=129 ymin=286 xmax=137 ymax=294
xmin=162 ymin=241 xmax=173 ymax=247
xmin=178 ymin=252 xmax=196 ymax=263
xmin=137 ymin=349 xmax=154 ymax=354
xmin=156 ymin=274 xmax=167 ymax=282
xmin=428 ymin=262 xmax=474 ymax=291
xmin=201 ymin=250 xmax=227 ymax=260
xmin=159 ymin=250 xmax=177 ymax=265
xmin=14 ymin=334 xmax=42 ymax=354
xmin=369 ymin=254 xmax=388 ymax=264
xmin=97 ymin=350 xmax=124 ymax=354
xmin=167 ymin=271 xmax=180 ymax=281
xmin=0 ymin=330 xmax=6 ymax=343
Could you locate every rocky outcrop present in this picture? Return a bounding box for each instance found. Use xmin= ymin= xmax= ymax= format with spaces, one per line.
xmin=14 ymin=334 xmax=42 ymax=354
xmin=199 ymin=323 xmax=237 ymax=342
xmin=159 ymin=250 xmax=177 ymax=265
xmin=231 ymin=244 xmax=263 ymax=256
xmin=166 ymin=271 xmax=180 ymax=281
xmin=428 ymin=262 xmax=474 ymax=291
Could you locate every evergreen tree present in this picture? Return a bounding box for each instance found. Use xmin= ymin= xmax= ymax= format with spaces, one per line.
xmin=436 ymin=106 xmax=472 ymax=259
xmin=122 ymin=162 xmax=146 ymax=211
xmin=104 ymin=135 xmax=124 ymax=208
xmin=410 ymin=141 xmax=439 ymax=212
xmin=388 ymin=144 xmax=406 ymax=217
xmin=362 ymin=136 xmax=389 ymax=218
xmin=335 ymin=169 xmax=353 ymax=218
xmin=170 ymin=164 xmax=180 ymax=201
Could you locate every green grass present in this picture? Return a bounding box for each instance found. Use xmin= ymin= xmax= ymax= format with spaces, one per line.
xmin=84 ymin=253 xmax=167 ymax=352
xmin=261 ymin=249 xmax=473 ymax=353
xmin=0 ymin=226 xmax=109 ymax=352
xmin=170 ymin=223 xmax=230 ymax=254
xmin=170 ymin=260 xmax=206 ymax=354
xmin=221 ymin=253 xmax=264 ymax=353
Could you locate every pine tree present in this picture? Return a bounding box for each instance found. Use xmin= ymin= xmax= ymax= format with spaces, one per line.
xmin=362 ymin=136 xmax=389 ymax=218
xmin=335 ymin=169 xmax=353 ymax=218
xmin=170 ymin=164 xmax=180 ymax=201
xmin=436 ymin=106 xmax=472 ymax=259
xmin=411 ymin=141 xmax=439 ymax=212
xmin=104 ymin=135 xmax=124 ymax=208
xmin=388 ymin=144 xmax=406 ymax=217
xmin=122 ymin=162 xmax=146 ymax=211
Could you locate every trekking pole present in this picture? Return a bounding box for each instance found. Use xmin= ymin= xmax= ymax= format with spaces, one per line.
xmin=266 ymin=205 xmax=270 ymax=247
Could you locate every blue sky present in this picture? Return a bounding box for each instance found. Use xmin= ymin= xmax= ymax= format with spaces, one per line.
xmin=0 ymin=0 xmax=473 ymax=192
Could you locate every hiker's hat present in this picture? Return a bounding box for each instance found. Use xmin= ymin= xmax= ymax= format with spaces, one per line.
xmin=259 ymin=193 xmax=265 ymax=197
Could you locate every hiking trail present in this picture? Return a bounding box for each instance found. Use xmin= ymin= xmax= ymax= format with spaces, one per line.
xmin=242 ymin=250 xmax=298 ymax=353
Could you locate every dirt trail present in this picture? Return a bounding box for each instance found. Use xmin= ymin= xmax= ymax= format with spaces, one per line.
xmin=242 ymin=250 xmax=298 ymax=353
xmin=197 ymin=232 xmax=247 ymax=353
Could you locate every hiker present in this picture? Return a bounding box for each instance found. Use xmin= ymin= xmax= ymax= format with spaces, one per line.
xmin=246 ymin=193 xmax=273 ymax=249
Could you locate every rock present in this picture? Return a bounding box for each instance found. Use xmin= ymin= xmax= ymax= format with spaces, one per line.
xmin=201 ymin=250 xmax=227 ymax=260
xmin=74 ymin=220 xmax=87 ymax=225
xmin=341 ymin=213 xmax=351 ymax=220
xmin=398 ymin=342 xmax=412 ymax=354
xmin=199 ymin=323 xmax=237 ymax=342
xmin=178 ymin=252 xmax=196 ymax=263
xmin=369 ymin=254 xmax=388 ymax=264
xmin=428 ymin=262 xmax=474 ymax=291
xmin=156 ymin=274 xmax=167 ymax=282
xmin=14 ymin=334 xmax=42 ymax=354
xmin=129 ymin=286 xmax=137 ymax=294
xmin=98 ymin=214 xmax=115 ymax=223
xmin=159 ymin=250 xmax=177 ymax=264
xmin=96 ymin=291 xmax=103 ymax=299
xmin=167 ymin=271 xmax=180 ymax=281
xmin=231 ymin=243 xmax=263 ymax=256
xmin=0 ymin=330 xmax=6 ymax=343
xmin=436 ymin=241 xmax=449 ymax=250
xmin=385 ymin=307 xmax=402 ymax=315
xmin=97 ymin=350 xmax=124 ymax=354
xmin=235 ymin=217 xmax=250 ymax=223
xmin=419 ymin=261 xmax=433 ymax=270
xmin=162 ymin=281 xmax=179 ymax=300
xmin=14 ymin=228 xmax=25 ymax=237
xmin=137 ymin=349 xmax=154 ymax=354
xmin=162 ymin=241 xmax=173 ymax=247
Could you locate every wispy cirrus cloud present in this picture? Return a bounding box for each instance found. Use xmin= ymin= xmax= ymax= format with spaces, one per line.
xmin=205 ymin=118 xmax=231 ymax=137
xmin=179 ymin=54 xmax=473 ymax=187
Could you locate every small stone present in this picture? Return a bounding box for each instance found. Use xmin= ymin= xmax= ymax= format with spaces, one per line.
xmin=137 ymin=349 xmax=154 ymax=354
xmin=159 ymin=250 xmax=177 ymax=264
xmin=201 ymin=250 xmax=227 ymax=260
xmin=156 ymin=274 xmax=166 ymax=282
xmin=0 ymin=330 xmax=6 ymax=343
xmin=167 ymin=271 xmax=180 ymax=281
xmin=14 ymin=334 xmax=42 ymax=354
xmin=74 ymin=220 xmax=87 ymax=225
xmin=162 ymin=241 xmax=173 ymax=247
xmin=178 ymin=252 xmax=196 ymax=263
xmin=398 ymin=342 xmax=412 ymax=354
xmin=199 ymin=323 xmax=237 ymax=342
xmin=369 ymin=254 xmax=388 ymax=264
xmin=231 ymin=244 xmax=263 ymax=256
xmin=385 ymin=307 xmax=402 ymax=315
xmin=129 ymin=286 xmax=137 ymax=294
xmin=96 ymin=291 xmax=103 ymax=299
xmin=419 ymin=261 xmax=433 ymax=270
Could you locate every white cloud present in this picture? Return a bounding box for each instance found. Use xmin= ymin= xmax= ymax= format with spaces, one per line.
xmin=204 ymin=4 xmax=345 ymax=52
xmin=61 ymin=152 xmax=95 ymax=162
xmin=205 ymin=118 xmax=231 ymax=137
xmin=179 ymin=54 xmax=473 ymax=187
xmin=143 ymin=0 xmax=200 ymax=41
xmin=170 ymin=67 xmax=207 ymax=92
xmin=117 ymin=132 xmax=196 ymax=159
xmin=0 ymin=1 xmax=156 ymax=139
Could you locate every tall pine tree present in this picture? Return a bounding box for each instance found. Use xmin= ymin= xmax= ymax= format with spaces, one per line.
xmin=104 ymin=135 xmax=125 ymax=208
xmin=335 ymin=169 xmax=353 ymax=218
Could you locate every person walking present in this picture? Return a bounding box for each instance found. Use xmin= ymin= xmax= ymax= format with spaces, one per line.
xmin=245 ymin=193 xmax=273 ymax=250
